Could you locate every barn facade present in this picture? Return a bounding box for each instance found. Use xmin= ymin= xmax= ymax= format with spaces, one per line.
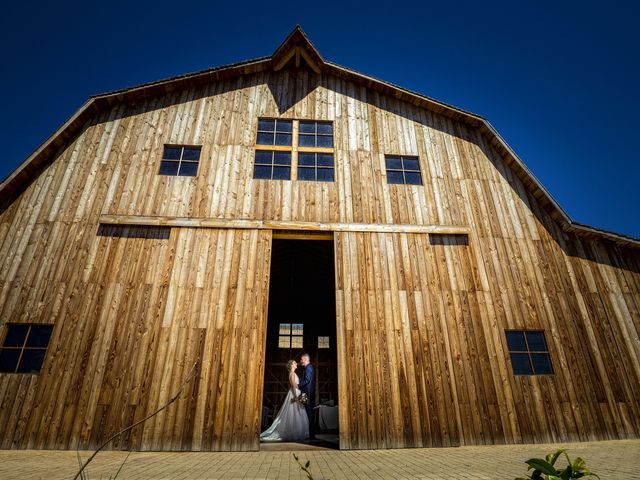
xmin=0 ymin=27 xmax=639 ymax=452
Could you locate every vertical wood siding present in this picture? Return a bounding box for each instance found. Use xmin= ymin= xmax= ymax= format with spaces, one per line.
xmin=0 ymin=68 xmax=638 ymax=450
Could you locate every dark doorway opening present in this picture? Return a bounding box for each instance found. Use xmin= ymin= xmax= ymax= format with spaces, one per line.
xmin=260 ymin=237 xmax=339 ymax=450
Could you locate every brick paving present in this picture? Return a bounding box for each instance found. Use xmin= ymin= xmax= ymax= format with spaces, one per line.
xmin=0 ymin=440 xmax=637 ymax=479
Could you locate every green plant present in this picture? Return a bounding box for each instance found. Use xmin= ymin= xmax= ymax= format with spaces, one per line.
xmin=516 ymin=449 xmax=600 ymax=480
xmin=293 ymin=453 xmax=315 ymax=480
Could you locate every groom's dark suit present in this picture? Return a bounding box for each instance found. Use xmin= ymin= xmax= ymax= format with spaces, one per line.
xmin=298 ymin=363 xmax=315 ymax=438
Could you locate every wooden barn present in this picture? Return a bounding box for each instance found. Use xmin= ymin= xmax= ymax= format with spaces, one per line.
xmin=0 ymin=27 xmax=639 ymax=452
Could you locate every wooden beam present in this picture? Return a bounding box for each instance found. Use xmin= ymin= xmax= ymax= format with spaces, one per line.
xmin=98 ymin=215 xmax=471 ymax=235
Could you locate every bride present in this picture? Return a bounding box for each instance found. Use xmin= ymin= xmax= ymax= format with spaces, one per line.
xmin=260 ymin=359 xmax=309 ymax=442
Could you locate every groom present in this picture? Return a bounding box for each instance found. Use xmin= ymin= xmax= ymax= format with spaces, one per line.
xmin=298 ymin=353 xmax=315 ymax=439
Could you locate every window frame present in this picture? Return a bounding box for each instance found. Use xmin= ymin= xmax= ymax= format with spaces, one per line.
xmin=158 ymin=144 xmax=202 ymax=177
xmin=384 ymin=154 xmax=423 ymax=185
xmin=505 ymin=329 xmax=554 ymax=376
xmin=254 ymin=118 xmax=335 ymax=182
xmin=0 ymin=323 xmax=54 ymax=374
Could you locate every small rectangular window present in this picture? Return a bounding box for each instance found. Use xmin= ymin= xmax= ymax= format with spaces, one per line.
xmin=159 ymin=145 xmax=201 ymax=177
xmin=279 ymin=323 xmax=303 ymax=349
xmin=318 ymin=336 xmax=330 ymax=348
xmin=505 ymin=330 xmax=553 ymax=375
xmin=298 ymin=121 xmax=333 ymax=148
xmin=0 ymin=324 xmax=54 ymax=374
xmin=257 ymin=119 xmax=293 ymax=146
xmin=384 ymin=155 xmax=423 ymax=185
xmin=253 ymin=150 xmax=291 ymax=180
xmin=297 ymin=153 xmax=335 ymax=182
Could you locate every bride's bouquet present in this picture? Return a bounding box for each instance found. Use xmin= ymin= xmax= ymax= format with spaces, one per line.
xmin=295 ymin=392 xmax=308 ymax=405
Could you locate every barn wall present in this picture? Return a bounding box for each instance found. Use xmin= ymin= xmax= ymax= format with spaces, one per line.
xmin=0 ymin=67 xmax=639 ymax=451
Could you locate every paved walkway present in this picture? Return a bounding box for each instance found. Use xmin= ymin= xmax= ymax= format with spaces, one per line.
xmin=1 ymin=440 xmax=637 ymax=479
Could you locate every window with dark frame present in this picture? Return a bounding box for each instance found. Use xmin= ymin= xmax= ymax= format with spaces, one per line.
xmin=298 ymin=121 xmax=333 ymax=148
xmin=0 ymin=324 xmax=54 ymax=374
xmin=254 ymin=150 xmax=292 ymax=180
xmin=159 ymin=145 xmax=201 ymax=177
xmin=256 ymin=119 xmax=293 ymax=147
xmin=505 ymin=330 xmax=553 ymax=375
xmin=298 ymin=152 xmax=335 ymax=182
xmin=384 ymin=155 xmax=423 ymax=185
xmin=278 ymin=323 xmax=304 ymax=349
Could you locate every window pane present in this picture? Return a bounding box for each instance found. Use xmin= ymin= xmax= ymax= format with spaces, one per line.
xmin=255 ymin=150 xmax=273 ymax=165
xmin=510 ymin=353 xmax=533 ymax=375
xmin=291 ymin=336 xmax=303 ymax=349
xmin=316 ymin=168 xmax=334 ymax=182
xmin=526 ymin=331 xmax=547 ymax=351
xmin=298 ymin=167 xmax=316 ymax=181
xmin=26 ymin=326 xmax=53 ymax=348
xmin=292 ymin=324 xmax=304 ymax=335
xmin=404 ymin=172 xmax=422 ymax=185
xmin=299 ymin=134 xmax=315 ymax=147
xmin=531 ymin=353 xmax=553 ymax=374
xmin=275 ymin=133 xmax=292 ymax=146
xmin=316 ymin=135 xmax=333 ymax=148
xmin=276 ymin=120 xmax=293 ymax=133
xmin=178 ymin=162 xmax=198 ymax=176
xmin=257 ymin=132 xmax=274 ymax=145
xmin=159 ymin=161 xmax=179 ymax=175
xmin=385 ymin=156 xmax=403 ymax=170
xmin=258 ymin=119 xmax=275 ymax=132
xmin=182 ymin=148 xmax=201 ymax=161
xmin=298 ymin=153 xmax=315 ymax=166
xmin=17 ymin=349 xmax=46 ymax=374
xmin=163 ymin=146 xmax=182 ymax=160
xmin=387 ymin=171 xmax=404 ymax=184
xmin=316 ymin=154 xmax=333 ymax=167
xmin=317 ymin=123 xmax=333 ymax=135
xmin=3 ymin=325 xmax=29 ymax=347
xmin=273 ymin=152 xmax=291 ymax=165
xmin=318 ymin=336 xmax=330 ymax=348
xmin=279 ymin=324 xmax=291 ymax=334
xmin=272 ymin=166 xmax=291 ymax=180
xmin=402 ymin=158 xmax=420 ymax=171
xmin=278 ymin=336 xmax=290 ymax=349
xmin=253 ymin=165 xmax=272 ymax=179
xmin=506 ymin=331 xmax=527 ymax=352
xmin=299 ymin=121 xmax=316 ymax=134
xmin=0 ymin=349 xmax=20 ymax=372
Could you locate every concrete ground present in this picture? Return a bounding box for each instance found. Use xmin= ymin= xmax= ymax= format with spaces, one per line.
xmin=0 ymin=439 xmax=637 ymax=479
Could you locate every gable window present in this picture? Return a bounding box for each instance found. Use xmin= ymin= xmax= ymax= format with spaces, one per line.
xmin=278 ymin=323 xmax=303 ymax=349
xmin=505 ymin=330 xmax=553 ymax=375
xmin=159 ymin=145 xmax=201 ymax=176
xmin=384 ymin=155 xmax=422 ymax=185
xmin=254 ymin=118 xmax=334 ymax=182
xmin=0 ymin=324 xmax=54 ymax=374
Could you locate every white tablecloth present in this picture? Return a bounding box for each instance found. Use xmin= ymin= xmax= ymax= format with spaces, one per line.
xmin=317 ymin=405 xmax=339 ymax=430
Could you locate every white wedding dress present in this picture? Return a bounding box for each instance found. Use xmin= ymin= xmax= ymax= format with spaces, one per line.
xmin=260 ymin=373 xmax=309 ymax=442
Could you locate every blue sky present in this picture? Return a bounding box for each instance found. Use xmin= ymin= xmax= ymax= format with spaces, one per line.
xmin=1 ymin=1 xmax=638 ymax=237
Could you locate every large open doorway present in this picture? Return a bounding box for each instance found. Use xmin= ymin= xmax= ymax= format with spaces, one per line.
xmin=260 ymin=235 xmax=339 ymax=450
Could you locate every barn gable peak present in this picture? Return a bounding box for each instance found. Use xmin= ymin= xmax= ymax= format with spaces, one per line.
xmin=271 ymin=26 xmax=323 ymax=74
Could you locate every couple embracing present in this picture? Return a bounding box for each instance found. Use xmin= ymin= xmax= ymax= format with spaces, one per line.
xmin=260 ymin=353 xmax=315 ymax=442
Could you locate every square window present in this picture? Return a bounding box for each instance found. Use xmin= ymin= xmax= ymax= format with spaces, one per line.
xmin=316 ymin=135 xmax=333 ymax=148
xmin=316 ymin=154 xmax=334 ymax=167
xmin=318 ymin=336 xmax=330 ymax=348
xmin=402 ymin=158 xmax=420 ymax=171
xmin=275 ymin=133 xmax=292 ymax=146
xmin=384 ymin=155 xmax=423 ymax=186
xmin=291 ymin=324 xmax=304 ymax=335
xmin=505 ymin=330 xmax=552 ymax=376
xmin=159 ymin=145 xmax=201 ymax=177
xmin=1 ymin=324 xmax=53 ymax=374
xmin=182 ymin=148 xmax=201 ymax=161
xmin=278 ymin=336 xmax=291 ymax=349
xmin=279 ymin=324 xmax=292 ymax=335
xmin=385 ymin=156 xmax=403 ymax=170
xmin=291 ymin=336 xmax=303 ymax=349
